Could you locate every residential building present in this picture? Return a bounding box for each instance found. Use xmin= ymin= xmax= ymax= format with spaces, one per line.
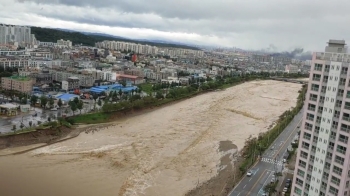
xmin=57 ymin=39 xmax=72 ymax=48
xmin=51 ymin=71 xmax=95 ymax=87
xmin=116 ymin=74 xmax=144 ymax=85
xmin=0 ymin=24 xmax=37 ymax=47
xmin=0 ymin=57 xmax=29 ymax=69
xmin=1 ymin=76 xmax=35 ymax=93
xmin=291 ymin=40 xmax=350 ymax=196
xmin=62 ymin=77 xmax=79 ymax=91
xmin=285 ymin=64 xmax=299 ymax=73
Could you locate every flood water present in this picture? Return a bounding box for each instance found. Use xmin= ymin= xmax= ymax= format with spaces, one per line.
xmin=0 ymin=80 xmax=301 ymax=196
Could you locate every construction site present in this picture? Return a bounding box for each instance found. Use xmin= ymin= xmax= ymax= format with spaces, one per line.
xmin=0 ymin=80 xmax=302 ymax=196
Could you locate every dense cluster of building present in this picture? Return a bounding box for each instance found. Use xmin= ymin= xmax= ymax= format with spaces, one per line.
xmin=0 ymin=24 xmax=311 ymax=97
xmin=95 ymin=40 xmax=205 ymax=57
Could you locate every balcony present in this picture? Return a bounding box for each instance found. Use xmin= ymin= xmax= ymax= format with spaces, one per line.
xmin=321 ymin=89 xmax=326 ymax=93
xmin=323 ymin=79 xmax=328 ymax=83
xmin=345 ymin=105 xmax=350 ymax=110
xmin=312 ymin=77 xmax=321 ymax=82
xmin=302 ymin=145 xmax=309 ymax=150
xmin=339 ymin=138 xmax=348 ymax=144
xmin=341 ymin=127 xmax=350 ymax=133
xmin=338 ymin=93 xmax=344 ymax=97
xmin=308 ymin=107 xmax=316 ymax=112
xmin=306 ymin=116 xmax=314 ymax=121
xmin=339 ymin=82 xmax=346 ymax=86
xmin=311 ymin=88 xmax=319 ymax=92
xmin=330 ymin=135 xmax=336 ymax=140
xmin=325 ymin=68 xmax=330 ymax=72
xmin=336 ymin=148 xmax=346 ymax=155
xmin=335 ymin=159 xmax=344 ymax=165
xmin=314 ymin=67 xmax=322 ymax=71
xmin=343 ymin=116 xmax=350 ymax=122
xmin=316 ymin=119 xmax=321 ymax=123
xmin=347 ymin=94 xmax=350 ymax=99
xmin=309 ymin=97 xmax=317 ymax=102
xmin=303 ymin=136 xmax=311 ymax=140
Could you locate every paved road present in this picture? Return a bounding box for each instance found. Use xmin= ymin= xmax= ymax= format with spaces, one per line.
xmin=228 ymin=107 xmax=304 ymax=196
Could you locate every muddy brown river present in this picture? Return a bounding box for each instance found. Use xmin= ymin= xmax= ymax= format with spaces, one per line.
xmin=0 ymin=80 xmax=302 ymax=196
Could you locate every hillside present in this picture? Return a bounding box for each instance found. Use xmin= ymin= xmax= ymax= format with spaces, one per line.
xmin=31 ymin=27 xmax=200 ymax=50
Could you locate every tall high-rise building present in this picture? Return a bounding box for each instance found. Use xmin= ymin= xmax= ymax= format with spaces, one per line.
xmin=0 ymin=24 xmax=36 ymax=47
xmin=291 ymin=40 xmax=350 ymax=196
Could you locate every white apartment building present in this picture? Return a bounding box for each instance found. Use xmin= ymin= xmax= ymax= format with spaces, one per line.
xmin=57 ymin=39 xmax=72 ymax=48
xmin=0 ymin=57 xmax=29 ymax=69
xmin=0 ymin=24 xmax=36 ymax=46
xmin=292 ymin=40 xmax=350 ymax=196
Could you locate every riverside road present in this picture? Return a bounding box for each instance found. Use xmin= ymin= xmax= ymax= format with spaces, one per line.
xmin=228 ymin=107 xmax=304 ymax=196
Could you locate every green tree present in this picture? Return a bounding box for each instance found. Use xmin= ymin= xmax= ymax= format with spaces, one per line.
xmin=40 ymin=95 xmax=48 ymax=109
xmin=131 ymin=89 xmax=135 ymax=95
xmin=57 ymin=98 xmax=63 ymax=108
xmin=156 ymin=92 xmax=164 ymax=99
xmin=73 ymin=97 xmax=79 ymax=105
xmin=69 ymin=101 xmax=77 ymax=116
xmin=49 ymin=97 xmax=55 ymax=108
xmin=92 ymin=94 xmax=98 ymax=110
xmin=30 ymin=95 xmax=38 ymax=106
xmin=97 ymin=99 xmax=102 ymax=107
xmin=12 ymin=125 xmax=16 ymax=133
xmin=263 ymin=182 xmax=277 ymax=196
xmin=120 ymin=81 xmax=126 ymax=87
xmin=118 ymin=89 xmax=123 ymax=98
xmin=77 ymin=100 xmax=84 ymax=114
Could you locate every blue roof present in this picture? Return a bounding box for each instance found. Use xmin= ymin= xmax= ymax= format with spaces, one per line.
xmin=122 ymin=86 xmax=137 ymax=92
xmin=56 ymin=94 xmax=79 ymax=102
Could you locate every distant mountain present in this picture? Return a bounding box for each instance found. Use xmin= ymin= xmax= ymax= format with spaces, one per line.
xmin=30 ymin=26 xmax=201 ymax=50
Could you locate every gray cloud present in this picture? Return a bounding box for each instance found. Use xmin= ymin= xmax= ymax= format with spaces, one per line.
xmin=7 ymin=0 xmax=350 ymax=50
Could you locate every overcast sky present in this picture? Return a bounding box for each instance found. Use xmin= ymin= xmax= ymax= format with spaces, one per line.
xmin=1 ymin=0 xmax=349 ymax=51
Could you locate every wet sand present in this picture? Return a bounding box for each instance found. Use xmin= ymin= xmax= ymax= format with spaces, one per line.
xmin=0 ymin=80 xmax=302 ymax=196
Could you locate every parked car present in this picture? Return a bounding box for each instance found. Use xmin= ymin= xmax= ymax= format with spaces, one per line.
xmin=286 ymin=178 xmax=292 ymax=183
xmin=50 ymin=108 xmax=57 ymax=111
xmin=283 ymin=187 xmax=288 ymax=192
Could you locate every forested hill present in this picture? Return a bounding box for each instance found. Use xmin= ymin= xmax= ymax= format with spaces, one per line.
xmin=31 ymin=27 xmax=200 ymax=50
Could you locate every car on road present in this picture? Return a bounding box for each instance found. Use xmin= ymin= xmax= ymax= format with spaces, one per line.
xmin=246 ymin=171 xmax=253 ymax=177
xmin=283 ymin=158 xmax=287 ymax=163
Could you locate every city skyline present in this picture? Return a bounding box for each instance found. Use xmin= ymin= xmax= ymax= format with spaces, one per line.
xmin=2 ymin=0 xmax=350 ymax=51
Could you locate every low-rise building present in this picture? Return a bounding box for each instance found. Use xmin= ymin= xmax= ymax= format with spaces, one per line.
xmin=62 ymin=77 xmax=79 ymax=91
xmin=1 ymin=76 xmax=35 ymax=93
xmin=116 ymin=74 xmax=144 ymax=85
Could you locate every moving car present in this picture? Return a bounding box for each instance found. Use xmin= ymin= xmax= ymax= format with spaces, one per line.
xmin=247 ymin=171 xmax=253 ymax=177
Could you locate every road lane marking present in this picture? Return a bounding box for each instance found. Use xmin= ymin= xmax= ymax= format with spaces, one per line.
xmin=273 ymin=117 xmax=302 ymax=159
xmin=243 ymin=184 xmax=246 ymax=188
xmin=237 ymin=193 xmax=241 ymax=196
xmin=245 ymin=116 xmax=302 ymax=195
xmin=245 ymin=169 xmax=267 ymax=196
xmin=249 ymin=178 xmax=252 ymax=181
xmin=258 ymin=171 xmax=274 ymax=194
